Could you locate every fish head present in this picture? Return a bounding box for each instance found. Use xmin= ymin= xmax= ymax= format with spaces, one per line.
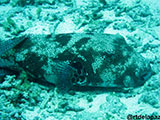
xmin=123 ymin=56 xmax=153 ymax=88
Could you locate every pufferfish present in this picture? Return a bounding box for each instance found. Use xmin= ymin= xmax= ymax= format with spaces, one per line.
xmin=1 ymin=33 xmax=152 ymax=92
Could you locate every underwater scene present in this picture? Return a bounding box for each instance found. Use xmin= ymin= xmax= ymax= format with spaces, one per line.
xmin=0 ymin=0 xmax=160 ymax=119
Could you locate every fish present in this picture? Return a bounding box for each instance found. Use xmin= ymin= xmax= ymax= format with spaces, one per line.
xmin=9 ymin=33 xmax=152 ymax=92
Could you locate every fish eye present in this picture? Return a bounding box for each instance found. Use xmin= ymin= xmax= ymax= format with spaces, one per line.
xmin=70 ymin=61 xmax=87 ymax=85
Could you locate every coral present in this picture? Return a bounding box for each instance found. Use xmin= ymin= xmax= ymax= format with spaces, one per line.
xmin=55 ymin=100 xmax=84 ymax=113
xmin=2 ymin=17 xmax=25 ymax=35
xmin=36 ymin=7 xmax=42 ymax=19
xmin=72 ymin=6 xmax=103 ymax=30
xmin=138 ymin=74 xmax=160 ymax=108
xmin=58 ymin=0 xmax=75 ymax=7
xmin=0 ymin=0 xmax=9 ymax=4
xmin=74 ymin=111 xmax=114 ymax=120
xmin=138 ymin=89 xmax=160 ymax=108
xmin=84 ymin=20 xmax=111 ymax=33
xmin=0 ymin=75 xmax=16 ymax=88
xmin=10 ymin=0 xmax=34 ymax=6
xmin=99 ymin=0 xmax=107 ymax=5
xmin=35 ymin=0 xmax=55 ymax=5
xmin=144 ymin=74 xmax=160 ymax=90
xmin=100 ymin=95 xmax=127 ymax=114
xmin=2 ymin=18 xmax=15 ymax=31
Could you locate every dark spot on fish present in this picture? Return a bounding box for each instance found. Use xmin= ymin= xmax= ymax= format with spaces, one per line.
xmin=18 ymin=52 xmax=46 ymax=80
xmin=74 ymin=37 xmax=90 ymax=48
xmin=55 ymin=34 xmax=72 ymax=46
xmin=86 ymin=33 xmax=94 ymax=35
xmin=57 ymin=50 xmax=76 ymax=61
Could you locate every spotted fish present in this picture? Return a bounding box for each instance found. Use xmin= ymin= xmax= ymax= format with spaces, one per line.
xmin=9 ymin=33 xmax=152 ymax=92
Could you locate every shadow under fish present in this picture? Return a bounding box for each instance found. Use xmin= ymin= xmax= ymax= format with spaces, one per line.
xmin=1 ymin=33 xmax=153 ymax=93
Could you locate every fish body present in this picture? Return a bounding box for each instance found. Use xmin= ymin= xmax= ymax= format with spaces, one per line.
xmin=11 ymin=33 xmax=152 ymax=92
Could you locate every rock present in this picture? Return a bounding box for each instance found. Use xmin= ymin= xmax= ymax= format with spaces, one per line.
xmin=138 ymin=89 xmax=160 ymax=108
